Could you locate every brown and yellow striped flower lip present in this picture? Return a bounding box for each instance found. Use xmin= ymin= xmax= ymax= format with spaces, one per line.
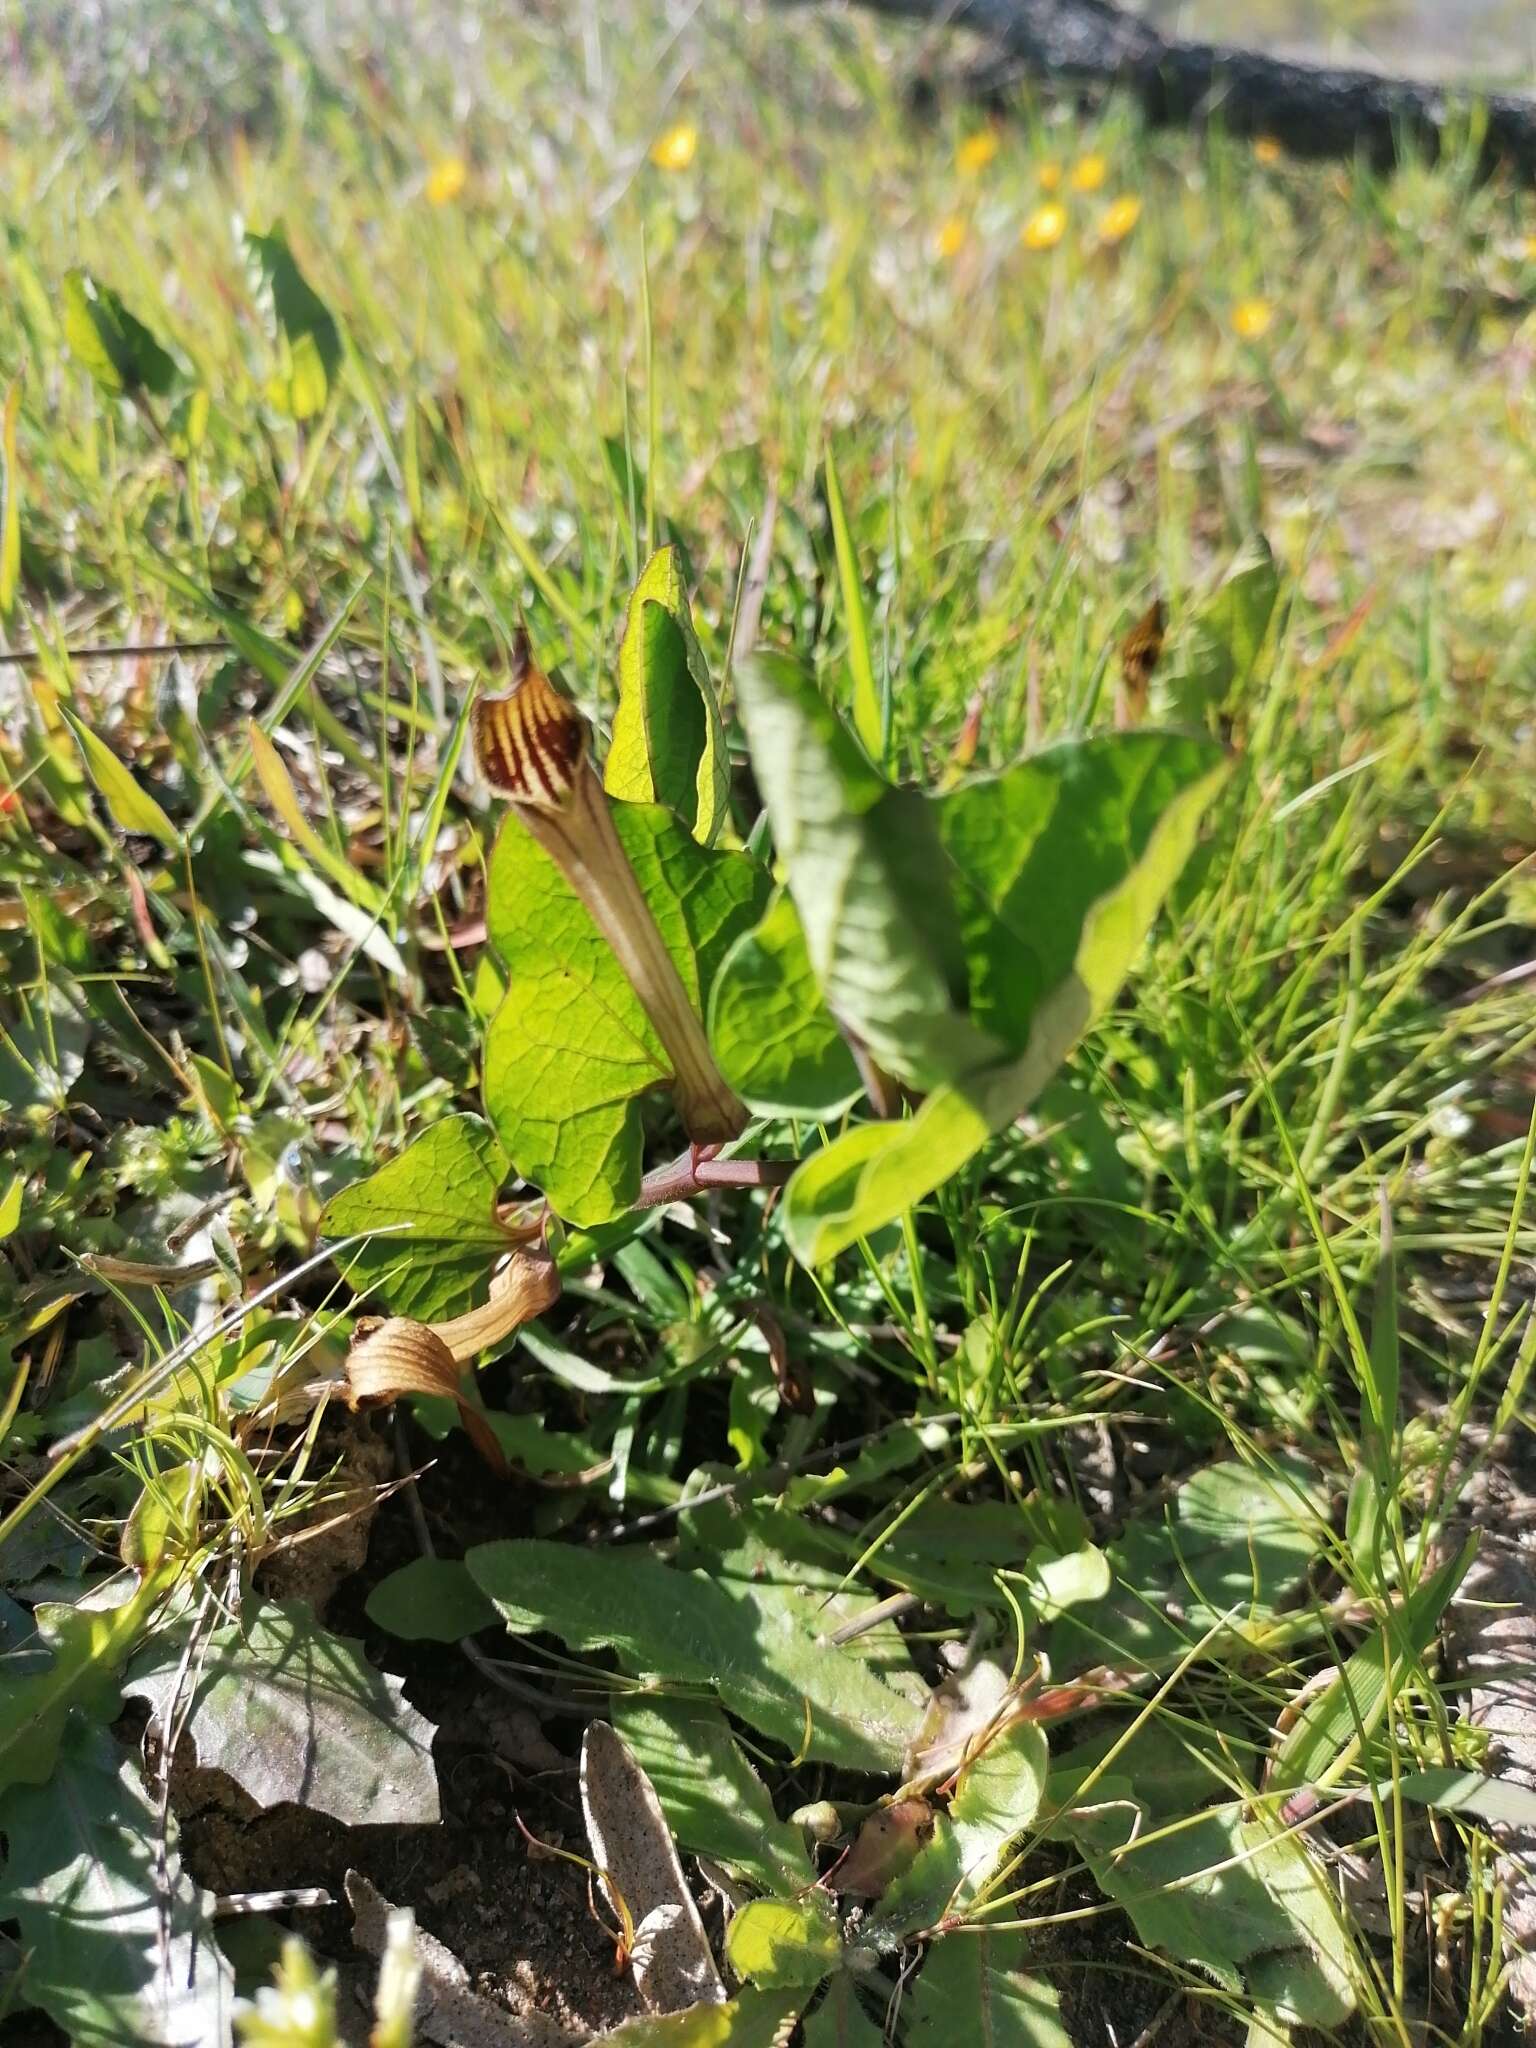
xmin=473 ymin=650 xmax=588 ymax=807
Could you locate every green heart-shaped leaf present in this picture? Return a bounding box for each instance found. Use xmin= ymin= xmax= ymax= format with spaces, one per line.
xmin=245 ymin=226 xmax=343 ymax=421
xmin=482 ymin=800 xmax=766 ymax=1224
xmin=605 ymin=545 xmax=730 ymax=844
xmin=733 ymin=652 xmax=997 ymax=1095
xmin=780 ymin=734 xmax=1229 ymax=1263
xmin=1159 ymin=534 xmax=1278 ymax=728
xmin=62 ymin=271 xmax=178 ymax=398
xmin=709 ymin=888 xmax=862 ymax=1117
xmin=321 ymin=1114 xmax=511 ymax=1321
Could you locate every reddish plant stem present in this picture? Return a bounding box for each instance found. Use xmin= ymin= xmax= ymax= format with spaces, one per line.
xmin=495 ymin=1144 xmax=798 ymax=1239
xmin=634 ymin=1145 xmax=796 ymax=1209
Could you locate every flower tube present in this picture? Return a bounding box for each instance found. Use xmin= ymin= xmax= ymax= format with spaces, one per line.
xmin=474 ymin=649 xmax=747 ymax=1144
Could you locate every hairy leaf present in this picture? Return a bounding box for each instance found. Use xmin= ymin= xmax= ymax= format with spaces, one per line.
xmin=595 ymin=1989 xmax=803 ymax=2048
xmin=365 ymin=1557 xmax=500 ymax=1643
xmin=0 ymin=985 xmax=88 ymax=1111
xmin=1045 ymin=1718 xmax=1236 ymax=1828
xmin=904 ymin=1934 xmax=1071 ymax=2048
xmin=470 ymin=1538 xmax=716 ymax=1675
xmin=0 ymin=1570 xmax=168 ymax=1798
xmin=726 ymin=1893 xmax=841 ymax=1990
xmin=1267 ymin=1535 xmax=1476 ymax=1790
xmin=482 ymin=801 xmax=765 ymax=1224
xmin=801 ymin=1976 xmax=888 ymax=2048
xmin=467 ymin=1536 xmax=921 ymax=1773
xmin=606 ymin=546 xmax=729 ymax=844
xmin=873 ymin=1721 xmax=1049 ymax=1938
xmin=1048 ymin=1457 xmax=1330 ymax=1675
xmin=321 ymin=1114 xmax=511 ymax=1322
xmin=678 ymin=1502 xmax=929 ymax=1760
xmin=609 ymin=1696 xmax=815 ymax=1895
xmin=0 ymin=1005 xmax=84 ymax=1113
xmin=124 ymin=1600 xmax=439 ymax=1827
xmin=0 ymin=1721 xmax=233 ymax=2047
xmin=832 ymin=1497 xmax=1046 ymax=1615
xmin=1060 ymin=1798 xmax=1353 ymax=2027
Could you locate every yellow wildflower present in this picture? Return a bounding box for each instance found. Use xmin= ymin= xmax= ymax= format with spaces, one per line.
xmin=1524 ymin=234 xmax=1536 ymax=261
xmin=425 ymin=157 xmax=468 ymax=207
xmin=1070 ymin=153 xmax=1108 ymax=193
xmin=1232 ymin=296 xmax=1275 ymax=340
xmin=1097 ymin=195 xmax=1141 ymax=246
xmin=1038 ymin=161 xmax=1062 ymax=192
xmin=936 ymin=215 xmax=969 ymax=260
xmin=956 ymin=130 xmax=999 ymax=175
xmin=1253 ymin=135 xmax=1283 ymax=165
xmin=650 ymin=121 xmax=698 ymax=172
xmin=1022 ymin=202 xmax=1068 ymax=252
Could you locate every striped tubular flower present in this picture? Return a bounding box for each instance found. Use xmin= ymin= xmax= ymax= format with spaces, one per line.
xmin=473 ymin=646 xmax=747 ymax=1145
